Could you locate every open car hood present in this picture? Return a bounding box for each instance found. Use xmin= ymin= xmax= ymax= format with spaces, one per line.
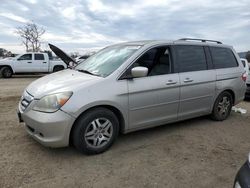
xmin=49 ymin=43 xmax=77 ymax=66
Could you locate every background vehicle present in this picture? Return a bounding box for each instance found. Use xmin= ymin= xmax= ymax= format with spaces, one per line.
xmin=18 ymin=38 xmax=246 ymax=154
xmin=75 ymin=55 xmax=90 ymax=63
xmin=241 ymin=58 xmax=249 ymax=76
xmin=234 ymin=152 xmax=250 ymax=188
xmin=241 ymin=58 xmax=250 ymax=98
xmin=0 ymin=52 xmax=67 ymax=78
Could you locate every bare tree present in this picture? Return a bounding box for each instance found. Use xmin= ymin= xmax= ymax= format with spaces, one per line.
xmin=16 ymin=22 xmax=45 ymax=52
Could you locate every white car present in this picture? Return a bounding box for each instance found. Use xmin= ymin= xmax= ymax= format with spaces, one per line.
xmin=241 ymin=58 xmax=250 ymax=98
xmin=0 ymin=44 xmax=69 ymax=78
xmin=241 ymin=58 xmax=249 ymax=75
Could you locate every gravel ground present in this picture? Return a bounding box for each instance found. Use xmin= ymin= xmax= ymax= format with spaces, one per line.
xmin=0 ymin=75 xmax=250 ymax=188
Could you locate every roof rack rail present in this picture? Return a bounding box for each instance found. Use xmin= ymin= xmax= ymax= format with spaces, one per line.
xmin=178 ymin=38 xmax=222 ymax=44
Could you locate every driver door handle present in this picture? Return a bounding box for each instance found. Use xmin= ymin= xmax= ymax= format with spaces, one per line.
xmin=166 ymin=80 xmax=177 ymax=85
xmin=27 ymin=62 xmax=32 ymax=63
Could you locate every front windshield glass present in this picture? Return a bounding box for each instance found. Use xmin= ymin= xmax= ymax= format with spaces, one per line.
xmin=75 ymin=45 xmax=141 ymax=77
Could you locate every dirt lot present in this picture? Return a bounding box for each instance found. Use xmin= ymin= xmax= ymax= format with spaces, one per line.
xmin=0 ymin=75 xmax=250 ymax=188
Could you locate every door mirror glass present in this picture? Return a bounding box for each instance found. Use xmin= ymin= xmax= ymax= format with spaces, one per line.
xmin=131 ymin=66 xmax=148 ymax=78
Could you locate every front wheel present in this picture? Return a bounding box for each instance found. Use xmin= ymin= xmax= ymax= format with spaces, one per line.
xmin=211 ymin=91 xmax=233 ymax=121
xmin=72 ymin=108 xmax=119 ymax=155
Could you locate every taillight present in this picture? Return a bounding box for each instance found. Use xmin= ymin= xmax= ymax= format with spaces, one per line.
xmin=242 ymin=72 xmax=247 ymax=82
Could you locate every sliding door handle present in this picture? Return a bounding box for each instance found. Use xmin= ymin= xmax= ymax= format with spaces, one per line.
xmin=183 ymin=78 xmax=193 ymax=83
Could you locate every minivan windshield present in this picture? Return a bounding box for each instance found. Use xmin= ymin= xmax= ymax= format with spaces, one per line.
xmin=75 ymin=45 xmax=141 ymax=77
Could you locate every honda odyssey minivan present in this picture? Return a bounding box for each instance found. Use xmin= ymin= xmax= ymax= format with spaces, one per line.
xmin=17 ymin=38 xmax=246 ymax=154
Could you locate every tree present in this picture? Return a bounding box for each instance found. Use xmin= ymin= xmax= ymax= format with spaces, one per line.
xmin=0 ymin=48 xmax=13 ymax=57
xmin=16 ymin=22 xmax=45 ymax=52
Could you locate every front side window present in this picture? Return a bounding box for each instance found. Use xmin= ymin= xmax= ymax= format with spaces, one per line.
xmin=35 ymin=54 xmax=45 ymax=60
xmin=210 ymin=47 xmax=238 ymax=69
xmin=130 ymin=46 xmax=171 ymax=76
xmin=18 ymin=54 xmax=32 ymax=61
xmin=75 ymin=45 xmax=141 ymax=77
xmin=175 ymin=45 xmax=207 ymax=72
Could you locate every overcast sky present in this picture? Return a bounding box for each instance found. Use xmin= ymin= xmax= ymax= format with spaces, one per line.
xmin=0 ymin=0 xmax=249 ymax=54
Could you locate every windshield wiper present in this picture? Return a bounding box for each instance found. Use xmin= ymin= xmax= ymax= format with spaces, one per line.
xmin=77 ymin=69 xmax=100 ymax=76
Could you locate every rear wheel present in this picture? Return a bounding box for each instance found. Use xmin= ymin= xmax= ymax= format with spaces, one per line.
xmin=0 ymin=67 xmax=13 ymax=78
xmin=211 ymin=91 xmax=233 ymax=121
xmin=72 ymin=108 xmax=119 ymax=155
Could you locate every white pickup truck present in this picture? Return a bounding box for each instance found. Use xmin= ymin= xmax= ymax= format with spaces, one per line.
xmin=0 ymin=52 xmax=67 ymax=78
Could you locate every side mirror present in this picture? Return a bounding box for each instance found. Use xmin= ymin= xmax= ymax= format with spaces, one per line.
xmin=131 ymin=66 xmax=148 ymax=78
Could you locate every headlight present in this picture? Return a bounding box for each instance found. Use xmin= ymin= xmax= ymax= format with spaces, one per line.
xmin=33 ymin=91 xmax=73 ymax=113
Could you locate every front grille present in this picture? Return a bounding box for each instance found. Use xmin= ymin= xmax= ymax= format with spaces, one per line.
xmin=20 ymin=91 xmax=34 ymax=112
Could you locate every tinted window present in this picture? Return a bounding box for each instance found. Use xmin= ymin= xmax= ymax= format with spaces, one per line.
xmin=35 ymin=54 xmax=44 ymax=60
xmin=175 ymin=45 xmax=207 ymax=72
xmin=210 ymin=47 xmax=238 ymax=69
xmin=18 ymin=54 xmax=32 ymax=61
xmin=132 ymin=47 xmax=171 ymax=76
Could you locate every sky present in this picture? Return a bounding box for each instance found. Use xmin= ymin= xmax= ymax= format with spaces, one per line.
xmin=0 ymin=0 xmax=249 ymax=54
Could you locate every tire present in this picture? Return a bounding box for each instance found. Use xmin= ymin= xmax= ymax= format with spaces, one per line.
xmin=72 ymin=108 xmax=119 ymax=155
xmin=211 ymin=91 xmax=233 ymax=121
xmin=0 ymin=67 xmax=13 ymax=78
xmin=53 ymin=66 xmax=64 ymax=72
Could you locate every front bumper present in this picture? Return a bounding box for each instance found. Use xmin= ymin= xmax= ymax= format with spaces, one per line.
xmin=234 ymin=161 xmax=250 ymax=188
xmin=20 ymin=108 xmax=75 ymax=148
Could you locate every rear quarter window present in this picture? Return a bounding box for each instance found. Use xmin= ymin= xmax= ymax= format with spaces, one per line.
xmin=35 ymin=54 xmax=45 ymax=60
xmin=210 ymin=47 xmax=238 ymax=69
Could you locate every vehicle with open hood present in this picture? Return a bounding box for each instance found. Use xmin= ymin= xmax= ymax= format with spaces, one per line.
xmin=0 ymin=44 xmax=71 ymax=78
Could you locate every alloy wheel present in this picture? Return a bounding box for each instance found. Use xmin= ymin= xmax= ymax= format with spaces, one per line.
xmin=84 ymin=118 xmax=113 ymax=148
xmin=217 ymin=96 xmax=231 ymax=117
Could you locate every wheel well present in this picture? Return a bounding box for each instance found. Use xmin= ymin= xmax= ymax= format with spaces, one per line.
xmin=53 ymin=65 xmax=64 ymax=71
xmin=69 ymin=105 xmax=125 ymax=146
xmin=0 ymin=65 xmax=13 ymax=73
xmin=224 ymin=89 xmax=235 ymax=105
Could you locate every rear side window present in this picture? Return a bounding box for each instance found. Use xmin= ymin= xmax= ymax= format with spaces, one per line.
xmin=175 ymin=45 xmax=207 ymax=72
xmin=210 ymin=47 xmax=238 ymax=69
xmin=35 ymin=54 xmax=44 ymax=60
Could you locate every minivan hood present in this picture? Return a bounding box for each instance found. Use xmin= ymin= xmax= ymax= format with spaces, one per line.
xmin=26 ymin=69 xmax=101 ymax=99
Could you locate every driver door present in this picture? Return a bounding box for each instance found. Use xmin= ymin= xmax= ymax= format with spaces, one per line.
xmin=15 ymin=53 xmax=33 ymax=72
xmin=126 ymin=46 xmax=180 ymax=130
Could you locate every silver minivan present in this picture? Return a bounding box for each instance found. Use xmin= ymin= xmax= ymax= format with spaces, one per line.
xmin=18 ymin=38 xmax=246 ymax=154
